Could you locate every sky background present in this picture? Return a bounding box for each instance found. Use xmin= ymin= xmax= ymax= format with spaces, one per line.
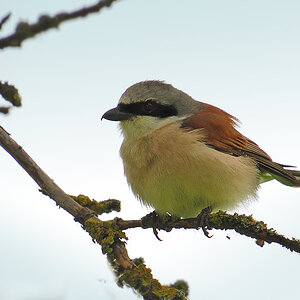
xmin=1 ymin=0 xmax=300 ymax=299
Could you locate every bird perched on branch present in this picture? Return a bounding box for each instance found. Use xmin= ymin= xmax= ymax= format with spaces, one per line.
xmin=102 ymin=81 xmax=300 ymax=219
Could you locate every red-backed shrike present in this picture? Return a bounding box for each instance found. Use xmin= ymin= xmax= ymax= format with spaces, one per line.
xmin=102 ymin=81 xmax=300 ymax=218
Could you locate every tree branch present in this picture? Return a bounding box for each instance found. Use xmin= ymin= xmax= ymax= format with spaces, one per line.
xmin=0 ymin=122 xmax=299 ymax=299
xmin=118 ymin=212 xmax=300 ymax=253
xmin=0 ymin=81 xmax=22 ymax=107
xmin=0 ymin=13 xmax=11 ymax=30
xmin=1 ymin=121 xmax=298 ymax=299
xmin=0 ymin=0 xmax=119 ymax=50
xmin=70 ymin=194 xmax=121 ymax=215
xmin=0 ymin=106 xmax=10 ymax=114
xmin=0 ymin=125 xmax=187 ymax=300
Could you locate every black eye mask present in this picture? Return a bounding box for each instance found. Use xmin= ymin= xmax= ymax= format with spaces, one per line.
xmin=118 ymin=100 xmax=178 ymax=118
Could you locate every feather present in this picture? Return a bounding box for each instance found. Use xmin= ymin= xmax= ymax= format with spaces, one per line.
xmin=181 ymin=103 xmax=300 ymax=187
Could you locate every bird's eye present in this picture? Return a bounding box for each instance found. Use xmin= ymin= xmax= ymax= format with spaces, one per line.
xmin=143 ymin=101 xmax=155 ymax=112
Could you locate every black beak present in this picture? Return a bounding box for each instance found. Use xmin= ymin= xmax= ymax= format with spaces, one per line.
xmin=101 ymin=106 xmax=133 ymax=121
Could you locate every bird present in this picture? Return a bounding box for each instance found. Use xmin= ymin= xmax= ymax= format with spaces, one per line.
xmin=102 ymin=80 xmax=300 ymax=219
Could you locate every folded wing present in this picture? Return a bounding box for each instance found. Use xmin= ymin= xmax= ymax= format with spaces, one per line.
xmin=181 ymin=103 xmax=300 ymax=186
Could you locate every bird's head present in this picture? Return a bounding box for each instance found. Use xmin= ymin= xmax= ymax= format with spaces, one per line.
xmin=102 ymin=81 xmax=203 ymax=139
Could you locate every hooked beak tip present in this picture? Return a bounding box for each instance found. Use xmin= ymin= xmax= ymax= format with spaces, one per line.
xmin=102 ymin=106 xmax=133 ymax=121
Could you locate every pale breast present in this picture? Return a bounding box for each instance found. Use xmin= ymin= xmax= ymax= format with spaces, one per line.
xmin=120 ymin=122 xmax=259 ymax=217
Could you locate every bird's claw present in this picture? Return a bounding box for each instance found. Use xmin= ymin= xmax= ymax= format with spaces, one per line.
xmin=196 ymin=206 xmax=213 ymax=238
xmin=141 ymin=211 xmax=163 ymax=241
xmin=151 ymin=211 xmax=163 ymax=241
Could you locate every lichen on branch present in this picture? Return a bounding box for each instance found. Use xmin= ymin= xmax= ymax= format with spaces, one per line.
xmin=84 ymin=217 xmax=187 ymax=299
xmin=0 ymin=124 xmax=298 ymax=299
xmin=118 ymin=210 xmax=300 ymax=253
xmin=0 ymin=81 xmax=22 ymax=106
xmin=70 ymin=194 xmax=121 ymax=215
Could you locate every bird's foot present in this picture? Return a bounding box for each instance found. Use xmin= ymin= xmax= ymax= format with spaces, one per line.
xmin=141 ymin=211 xmax=177 ymax=241
xmin=196 ymin=206 xmax=213 ymax=238
xmin=151 ymin=211 xmax=163 ymax=241
xmin=141 ymin=210 xmax=163 ymax=240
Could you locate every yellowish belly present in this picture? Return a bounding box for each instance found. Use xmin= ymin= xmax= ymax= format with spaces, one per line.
xmin=120 ymin=123 xmax=259 ymax=218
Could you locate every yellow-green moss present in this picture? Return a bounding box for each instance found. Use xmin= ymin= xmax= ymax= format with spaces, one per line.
xmin=84 ymin=218 xmax=127 ymax=255
xmin=210 ymin=210 xmax=280 ymax=241
xmin=118 ymin=264 xmax=186 ymax=299
xmin=16 ymin=22 xmax=33 ymax=38
xmin=169 ymin=280 xmax=189 ymax=297
xmin=70 ymin=194 xmax=120 ymax=215
xmin=0 ymin=82 xmax=22 ymax=106
xmin=210 ymin=210 xmax=228 ymax=226
xmin=38 ymin=15 xmax=60 ymax=29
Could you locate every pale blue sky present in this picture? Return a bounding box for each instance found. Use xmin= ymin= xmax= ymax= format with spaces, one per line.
xmin=1 ymin=1 xmax=300 ymax=299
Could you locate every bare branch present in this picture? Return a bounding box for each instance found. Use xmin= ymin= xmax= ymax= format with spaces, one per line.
xmin=0 ymin=13 xmax=11 ymax=30
xmin=0 ymin=126 xmax=90 ymax=219
xmin=0 ymin=106 xmax=10 ymax=114
xmin=0 ymin=0 xmax=119 ymax=49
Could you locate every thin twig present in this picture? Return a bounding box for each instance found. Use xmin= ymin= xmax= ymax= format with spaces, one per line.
xmin=0 ymin=106 xmax=10 ymax=114
xmin=0 ymin=0 xmax=119 ymax=49
xmin=118 ymin=212 xmax=300 ymax=253
xmin=0 ymin=13 xmax=11 ymax=30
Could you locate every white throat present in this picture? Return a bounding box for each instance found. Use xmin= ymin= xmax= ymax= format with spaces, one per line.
xmin=119 ymin=115 xmax=189 ymax=140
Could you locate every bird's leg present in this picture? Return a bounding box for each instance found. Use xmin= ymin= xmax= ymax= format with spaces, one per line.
xmin=141 ymin=210 xmax=163 ymax=241
xmin=141 ymin=211 xmax=178 ymax=241
xmin=196 ymin=206 xmax=213 ymax=238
